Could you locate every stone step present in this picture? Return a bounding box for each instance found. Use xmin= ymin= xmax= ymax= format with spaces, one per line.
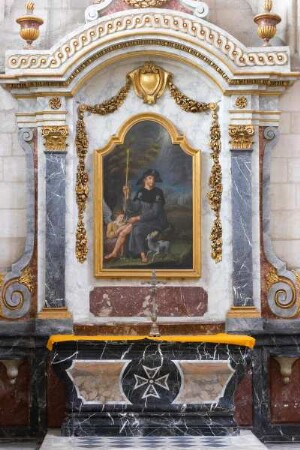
xmin=39 ymin=430 xmax=267 ymax=450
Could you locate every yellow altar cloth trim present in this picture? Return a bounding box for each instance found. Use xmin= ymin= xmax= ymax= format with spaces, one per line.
xmin=47 ymin=333 xmax=255 ymax=351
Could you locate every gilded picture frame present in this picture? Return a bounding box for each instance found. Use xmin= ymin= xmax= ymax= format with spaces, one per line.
xmin=94 ymin=112 xmax=201 ymax=278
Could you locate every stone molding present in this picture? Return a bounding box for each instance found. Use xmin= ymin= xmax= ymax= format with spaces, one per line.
xmin=4 ymin=10 xmax=289 ymax=75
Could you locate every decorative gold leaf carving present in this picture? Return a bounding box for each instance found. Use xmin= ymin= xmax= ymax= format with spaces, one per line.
xmin=235 ymin=96 xmax=248 ymax=109
xmin=168 ymin=80 xmax=211 ymax=113
xmin=42 ymin=125 xmax=69 ymax=152
xmin=265 ymin=266 xmax=279 ymax=291
xmin=207 ymin=104 xmax=222 ymax=262
xmin=166 ymin=78 xmax=222 ymax=262
xmin=19 ymin=267 xmax=35 ymax=294
xmin=49 ymin=97 xmax=62 ymax=110
xmin=293 ymin=271 xmax=300 ymax=290
xmin=0 ymin=273 xmax=4 ymax=289
xmin=129 ymin=63 xmax=170 ymax=105
xmin=124 ymin=0 xmax=169 ymax=7
xmin=266 ymin=266 xmax=300 ymax=314
xmin=75 ymin=80 xmax=132 ymax=263
xmin=229 ymin=125 xmax=255 ymax=150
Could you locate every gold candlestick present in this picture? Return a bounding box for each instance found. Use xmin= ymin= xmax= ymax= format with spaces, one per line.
xmin=254 ymin=0 xmax=281 ymax=46
xmin=16 ymin=2 xmax=44 ymax=49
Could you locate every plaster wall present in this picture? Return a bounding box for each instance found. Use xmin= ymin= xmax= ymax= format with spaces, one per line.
xmin=270 ymin=79 xmax=300 ymax=271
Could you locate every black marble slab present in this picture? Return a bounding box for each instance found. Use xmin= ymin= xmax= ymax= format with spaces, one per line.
xmin=50 ymin=339 xmax=252 ymax=437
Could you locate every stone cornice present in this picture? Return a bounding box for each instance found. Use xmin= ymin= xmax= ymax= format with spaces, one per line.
xmin=0 ymin=10 xmax=298 ymax=96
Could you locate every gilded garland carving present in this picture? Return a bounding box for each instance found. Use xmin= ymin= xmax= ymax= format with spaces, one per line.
xmin=168 ymin=80 xmax=211 ymax=113
xmin=229 ymin=125 xmax=255 ymax=150
xmin=7 ymin=12 xmax=288 ymax=71
xmin=208 ymin=104 xmax=222 ymax=262
xmin=75 ymin=80 xmax=132 ymax=263
xmin=167 ymin=79 xmax=222 ymax=262
xmin=75 ymin=63 xmax=222 ymax=264
xmin=42 ymin=125 xmax=69 ymax=151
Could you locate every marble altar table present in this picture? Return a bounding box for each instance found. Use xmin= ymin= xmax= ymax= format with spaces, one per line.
xmin=48 ymin=334 xmax=255 ymax=437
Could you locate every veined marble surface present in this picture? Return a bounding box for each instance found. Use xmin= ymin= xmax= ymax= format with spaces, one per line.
xmin=39 ymin=430 xmax=267 ymax=449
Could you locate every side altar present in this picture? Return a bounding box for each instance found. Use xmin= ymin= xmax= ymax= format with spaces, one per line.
xmin=48 ymin=334 xmax=254 ymax=436
xmin=0 ymin=0 xmax=299 ymax=445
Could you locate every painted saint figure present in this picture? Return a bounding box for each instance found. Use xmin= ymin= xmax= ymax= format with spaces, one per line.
xmin=104 ymin=169 xmax=168 ymax=263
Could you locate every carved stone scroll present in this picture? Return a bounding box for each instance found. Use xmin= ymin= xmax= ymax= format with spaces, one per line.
xmin=263 ymin=127 xmax=300 ymax=318
xmin=0 ymin=129 xmax=36 ymax=319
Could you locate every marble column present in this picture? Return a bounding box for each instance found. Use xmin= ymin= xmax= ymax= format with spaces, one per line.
xmin=42 ymin=126 xmax=69 ymax=309
xmin=229 ymin=125 xmax=255 ymax=309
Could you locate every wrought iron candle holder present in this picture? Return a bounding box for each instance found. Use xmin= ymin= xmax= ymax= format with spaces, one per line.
xmin=254 ymin=0 xmax=281 ymax=47
xmin=143 ymin=270 xmax=167 ymax=337
xmin=16 ymin=2 xmax=44 ymax=49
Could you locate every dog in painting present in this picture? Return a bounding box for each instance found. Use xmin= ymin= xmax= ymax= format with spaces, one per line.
xmin=146 ymin=231 xmax=170 ymax=262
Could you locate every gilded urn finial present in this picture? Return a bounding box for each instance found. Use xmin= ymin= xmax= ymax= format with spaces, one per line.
xmin=16 ymin=2 xmax=44 ymax=49
xmin=254 ymin=0 xmax=281 ymax=46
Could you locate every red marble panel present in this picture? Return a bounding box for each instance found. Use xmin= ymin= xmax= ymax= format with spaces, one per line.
xmin=74 ymin=323 xmax=225 ymax=336
xmin=47 ymin=362 xmax=66 ymax=428
xmin=0 ymin=360 xmax=30 ymax=426
xmin=90 ymin=286 xmax=208 ymax=317
xmin=270 ymin=357 xmax=300 ymax=424
xmin=234 ymin=369 xmax=253 ymax=427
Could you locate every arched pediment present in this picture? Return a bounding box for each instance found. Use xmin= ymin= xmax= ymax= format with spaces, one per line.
xmin=0 ymin=9 xmax=294 ymax=95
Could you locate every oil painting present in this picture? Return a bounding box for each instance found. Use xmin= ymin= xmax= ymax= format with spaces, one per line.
xmin=94 ymin=113 xmax=201 ymax=278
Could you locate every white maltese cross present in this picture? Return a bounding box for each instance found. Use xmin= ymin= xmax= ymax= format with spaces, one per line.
xmin=133 ymin=365 xmax=170 ymax=399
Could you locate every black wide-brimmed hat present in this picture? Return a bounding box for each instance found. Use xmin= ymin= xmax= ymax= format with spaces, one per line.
xmin=136 ymin=169 xmax=163 ymax=185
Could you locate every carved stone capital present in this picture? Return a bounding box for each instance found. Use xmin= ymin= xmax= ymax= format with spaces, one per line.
xmin=229 ymin=125 xmax=255 ymax=150
xmin=42 ymin=125 xmax=69 ymax=152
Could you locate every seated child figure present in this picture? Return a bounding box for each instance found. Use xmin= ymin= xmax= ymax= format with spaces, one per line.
xmin=104 ymin=211 xmax=132 ymax=260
